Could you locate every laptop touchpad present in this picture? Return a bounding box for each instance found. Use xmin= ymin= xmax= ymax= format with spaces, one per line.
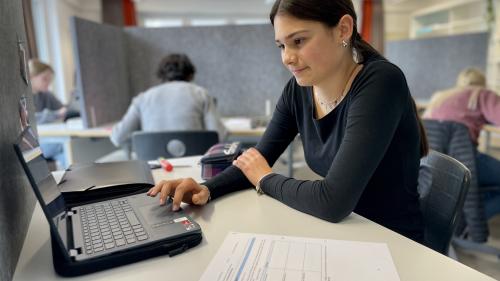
xmin=139 ymin=204 xmax=179 ymax=226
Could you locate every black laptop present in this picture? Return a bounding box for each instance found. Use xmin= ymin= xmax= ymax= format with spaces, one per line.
xmin=14 ymin=127 xmax=202 ymax=276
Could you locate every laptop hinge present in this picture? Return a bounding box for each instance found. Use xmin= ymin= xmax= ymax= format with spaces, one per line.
xmin=66 ymin=210 xmax=75 ymax=216
xmin=69 ymin=249 xmax=78 ymax=257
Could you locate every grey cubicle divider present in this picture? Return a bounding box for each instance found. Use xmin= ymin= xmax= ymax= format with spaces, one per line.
xmin=125 ymin=24 xmax=290 ymax=117
xmin=385 ymin=32 xmax=489 ymax=100
xmin=72 ymin=17 xmax=290 ymax=127
xmin=71 ymin=17 xmax=131 ymax=128
xmin=0 ymin=1 xmax=37 ymax=280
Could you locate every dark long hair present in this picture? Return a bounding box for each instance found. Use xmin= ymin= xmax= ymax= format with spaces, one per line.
xmin=157 ymin=53 xmax=196 ymax=82
xmin=270 ymin=0 xmax=380 ymax=63
xmin=269 ymin=0 xmax=428 ymax=156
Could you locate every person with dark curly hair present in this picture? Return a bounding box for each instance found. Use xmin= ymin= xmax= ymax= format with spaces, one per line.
xmin=110 ymin=53 xmax=226 ymax=147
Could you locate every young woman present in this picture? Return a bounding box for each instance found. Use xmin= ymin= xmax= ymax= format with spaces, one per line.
xmin=29 ymin=59 xmax=68 ymax=168
xmin=424 ymin=67 xmax=500 ymax=218
xmin=29 ymin=59 xmax=67 ymax=124
xmin=110 ymin=53 xmax=226 ymax=147
xmin=147 ymin=0 xmax=428 ymax=242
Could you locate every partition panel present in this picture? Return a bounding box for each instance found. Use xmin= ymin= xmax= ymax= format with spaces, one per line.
xmin=72 ymin=17 xmax=130 ymax=127
xmin=125 ymin=24 xmax=290 ymax=117
xmin=0 ymin=1 xmax=37 ymax=279
xmin=385 ymin=32 xmax=489 ymax=100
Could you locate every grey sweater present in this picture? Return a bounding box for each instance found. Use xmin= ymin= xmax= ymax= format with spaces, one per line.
xmin=110 ymin=81 xmax=226 ymax=147
xmin=33 ymin=91 xmax=64 ymax=124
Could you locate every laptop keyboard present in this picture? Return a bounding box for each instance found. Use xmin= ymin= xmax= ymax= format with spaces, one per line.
xmin=80 ymin=199 xmax=149 ymax=255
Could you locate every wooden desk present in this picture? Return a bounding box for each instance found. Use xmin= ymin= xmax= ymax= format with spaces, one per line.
xmin=13 ymin=156 xmax=494 ymax=281
xmin=38 ymin=117 xmax=295 ymax=177
xmin=415 ymin=99 xmax=429 ymax=116
xmin=37 ymin=118 xmax=263 ymax=138
xmin=37 ymin=122 xmax=114 ymax=165
xmin=38 ymin=123 xmax=112 ymax=138
xmin=482 ymin=124 xmax=500 ymax=154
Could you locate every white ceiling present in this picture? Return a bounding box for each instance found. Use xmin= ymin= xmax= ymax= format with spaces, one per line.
xmin=133 ymin=0 xmax=447 ymax=18
xmin=134 ymin=0 xmax=274 ymax=17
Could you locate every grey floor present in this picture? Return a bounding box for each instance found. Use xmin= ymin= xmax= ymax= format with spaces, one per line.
xmin=453 ymin=146 xmax=500 ymax=279
xmin=455 ymin=217 xmax=500 ymax=279
xmin=272 ymin=143 xmax=500 ymax=280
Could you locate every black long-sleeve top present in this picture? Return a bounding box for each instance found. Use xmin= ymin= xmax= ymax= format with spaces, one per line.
xmin=205 ymin=57 xmax=424 ymax=241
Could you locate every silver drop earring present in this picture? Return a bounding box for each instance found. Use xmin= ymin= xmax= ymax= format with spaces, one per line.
xmin=342 ymin=40 xmax=348 ymax=48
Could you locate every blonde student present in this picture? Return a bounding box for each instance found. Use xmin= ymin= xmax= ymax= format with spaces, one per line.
xmin=424 ymin=67 xmax=500 ymax=218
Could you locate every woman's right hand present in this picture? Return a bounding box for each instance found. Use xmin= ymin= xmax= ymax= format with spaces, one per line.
xmin=146 ymin=178 xmax=210 ymax=211
xmin=57 ymin=107 xmax=67 ymax=118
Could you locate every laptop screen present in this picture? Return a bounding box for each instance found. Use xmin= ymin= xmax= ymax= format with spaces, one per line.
xmin=14 ymin=127 xmax=70 ymax=250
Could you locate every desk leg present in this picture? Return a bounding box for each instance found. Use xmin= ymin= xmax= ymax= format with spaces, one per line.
xmin=485 ymin=130 xmax=491 ymax=154
xmin=64 ymin=139 xmax=73 ymax=165
xmin=39 ymin=136 xmax=72 ymax=168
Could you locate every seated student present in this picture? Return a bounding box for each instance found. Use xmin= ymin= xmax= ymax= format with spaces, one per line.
xmin=147 ymin=0 xmax=429 ymax=243
xmin=29 ymin=59 xmax=67 ymax=168
xmin=29 ymin=59 xmax=68 ymax=124
xmin=110 ymin=53 xmax=226 ymax=147
xmin=424 ymin=67 xmax=500 ymax=217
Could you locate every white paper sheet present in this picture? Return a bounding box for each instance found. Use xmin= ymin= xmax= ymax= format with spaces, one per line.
xmin=199 ymin=232 xmax=400 ymax=281
xmin=222 ymin=117 xmax=253 ymax=130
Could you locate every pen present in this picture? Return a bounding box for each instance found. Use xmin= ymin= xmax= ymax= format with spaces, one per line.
xmin=158 ymin=157 xmax=173 ymax=172
xmin=157 ymin=157 xmax=192 ymax=172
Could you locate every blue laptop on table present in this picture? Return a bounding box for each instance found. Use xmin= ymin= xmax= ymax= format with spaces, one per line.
xmin=14 ymin=127 xmax=202 ymax=276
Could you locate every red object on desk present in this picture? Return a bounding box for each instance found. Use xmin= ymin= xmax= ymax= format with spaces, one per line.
xmin=159 ymin=159 xmax=173 ymax=172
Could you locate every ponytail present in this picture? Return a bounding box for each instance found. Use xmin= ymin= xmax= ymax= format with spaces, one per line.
xmin=350 ymin=31 xmax=383 ymax=63
xmin=410 ymin=98 xmax=429 ymax=157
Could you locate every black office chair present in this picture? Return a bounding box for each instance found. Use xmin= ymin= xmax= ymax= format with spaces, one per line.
xmin=423 ymin=120 xmax=500 ymax=257
xmin=418 ymin=150 xmax=471 ymax=255
xmin=131 ymin=130 xmax=219 ymax=160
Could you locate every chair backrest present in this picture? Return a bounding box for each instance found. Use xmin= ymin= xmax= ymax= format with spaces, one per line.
xmin=423 ymin=119 xmax=489 ymax=242
xmin=132 ymin=130 xmax=219 ymax=160
xmin=418 ymin=150 xmax=471 ymax=255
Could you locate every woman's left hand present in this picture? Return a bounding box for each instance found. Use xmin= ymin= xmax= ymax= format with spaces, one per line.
xmin=233 ymin=147 xmax=272 ymax=186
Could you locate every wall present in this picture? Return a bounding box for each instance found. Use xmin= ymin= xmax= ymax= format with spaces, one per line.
xmin=31 ymin=0 xmax=101 ymax=103
xmin=384 ymin=0 xmax=452 ymax=41
xmin=0 ymin=1 xmax=37 ymax=280
xmin=486 ymin=0 xmax=500 ymax=92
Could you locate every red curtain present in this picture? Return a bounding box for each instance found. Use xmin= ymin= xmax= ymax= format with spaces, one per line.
xmin=360 ymin=0 xmax=373 ymax=43
xmin=360 ymin=0 xmax=384 ymax=54
xmin=123 ymin=0 xmax=137 ymax=26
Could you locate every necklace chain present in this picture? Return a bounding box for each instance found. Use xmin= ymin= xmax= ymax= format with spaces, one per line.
xmin=317 ymin=64 xmax=359 ymax=112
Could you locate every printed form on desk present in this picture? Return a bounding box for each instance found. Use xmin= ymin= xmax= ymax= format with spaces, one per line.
xmin=199 ymin=232 xmax=400 ymax=281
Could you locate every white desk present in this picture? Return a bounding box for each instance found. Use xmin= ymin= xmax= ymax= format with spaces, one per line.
xmin=38 ymin=118 xmax=300 ymax=177
xmin=482 ymin=124 xmax=500 ymax=154
xmin=13 ymin=156 xmax=494 ymax=281
xmin=37 ymin=121 xmax=115 ymax=165
xmin=37 ymin=118 xmax=264 ymax=139
xmin=37 ymin=118 xmax=266 ymax=166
